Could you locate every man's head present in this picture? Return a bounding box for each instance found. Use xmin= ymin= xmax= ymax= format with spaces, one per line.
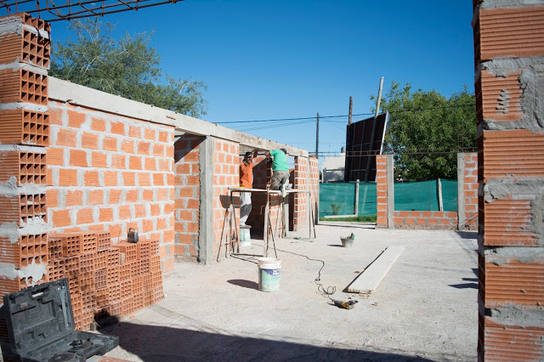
xmin=280 ymin=148 xmax=287 ymax=155
xmin=243 ymin=151 xmax=253 ymax=162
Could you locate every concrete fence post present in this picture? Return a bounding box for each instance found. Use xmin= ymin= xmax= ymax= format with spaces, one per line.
xmin=354 ymin=179 xmax=360 ymax=217
xmin=386 ymin=155 xmax=394 ymax=229
xmin=457 ymin=153 xmax=465 ymax=230
xmin=198 ymin=136 xmax=214 ymax=264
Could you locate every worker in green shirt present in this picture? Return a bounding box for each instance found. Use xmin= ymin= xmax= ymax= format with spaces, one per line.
xmin=266 ymin=148 xmax=289 ymax=192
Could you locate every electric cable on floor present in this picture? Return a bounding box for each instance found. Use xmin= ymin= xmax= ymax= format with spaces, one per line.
xmin=276 ymin=247 xmax=337 ymax=302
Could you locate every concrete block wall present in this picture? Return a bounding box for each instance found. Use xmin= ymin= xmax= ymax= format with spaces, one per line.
xmin=473 ymin=0 xmax=544 ymax=359
xmin=174 ymin=134 xmax=203 ymax=261
xmin=0 ymin=13 xmax=51 ymax=296
xmin=212 ymin=138 xmax=239 ymax=257
xmin=46 ymin=101 xmax=176 ymax=272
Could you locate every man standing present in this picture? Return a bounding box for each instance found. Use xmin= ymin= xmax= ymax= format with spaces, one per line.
xmin=267 ymin=148 xmax=290 ymax=194
xmin=239 ymin=150 xmax=259 ymax=225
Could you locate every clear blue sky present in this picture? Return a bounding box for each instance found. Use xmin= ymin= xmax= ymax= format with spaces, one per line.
xmin=50 ymin=0 xmax=475 ymax=154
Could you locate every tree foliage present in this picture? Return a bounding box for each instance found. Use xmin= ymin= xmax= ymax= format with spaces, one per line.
xmin=372 ymin=82 xmax=477 ymax=181
xmin=50 ymin=20 xmax=206 ymax=117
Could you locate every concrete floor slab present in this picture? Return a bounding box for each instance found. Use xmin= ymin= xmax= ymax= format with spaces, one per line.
xmin=100 ymin=222 xmax=478 ymax=361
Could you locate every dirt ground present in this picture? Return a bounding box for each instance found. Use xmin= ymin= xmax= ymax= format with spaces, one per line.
xmin=100 ymin=222 xmax=478 ymax=361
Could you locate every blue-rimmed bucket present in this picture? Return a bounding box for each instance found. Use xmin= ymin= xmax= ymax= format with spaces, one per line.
xmin=257 ymin=258 xmax=281 ymax=292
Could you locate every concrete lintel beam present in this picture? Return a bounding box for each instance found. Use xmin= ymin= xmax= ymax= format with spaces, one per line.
xmin=48 ymin=77 xmax=308 ymax=157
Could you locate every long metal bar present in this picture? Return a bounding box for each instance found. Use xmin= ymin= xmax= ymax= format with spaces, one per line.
xmin=228 ymin=187 xmax=310 ymax=194
xmin=7 ymin=0 xmax=181 ymax=21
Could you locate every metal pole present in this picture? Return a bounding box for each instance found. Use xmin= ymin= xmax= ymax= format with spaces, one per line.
xmin=437 ymin=178 xmax=444 ymax=212
xmin=365 ymin=77 xmax=385 ymax=182
xmin=315 ymin=112 xmax=320 ymax=158
xmin=348 ymin=96 xmax=353 ymax=125
xmin=375 ymin=76 xmax=384 ymax=118
xmin=354 ymin=179 xmax=360 ymax=217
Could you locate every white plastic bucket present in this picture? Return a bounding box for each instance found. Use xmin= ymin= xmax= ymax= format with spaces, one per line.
xmin=240 ymin=226 xmax=251 ymax=243
xmin=257 ymin=258 xmax=281 ymax=292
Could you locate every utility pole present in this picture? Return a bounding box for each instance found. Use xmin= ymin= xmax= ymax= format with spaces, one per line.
xmin=374 ymin=76 xmax=384 ymax=118
xmin=315 ymin=112 xmax=320 ymax=158
xmin=344 ymin=96 xmax=352 ymax=181
xmin=348 ymin=96 xmax=353 ymax=125
xmin=365 ymin=76 xmax=384 ymax=182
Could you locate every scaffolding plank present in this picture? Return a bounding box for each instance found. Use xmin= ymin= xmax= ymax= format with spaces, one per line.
xmin=345 ymin=246 xmax=405 ymax=293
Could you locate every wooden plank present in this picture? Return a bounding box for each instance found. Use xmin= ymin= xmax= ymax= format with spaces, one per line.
xmin=345 ymin=246 xmax=405 ymax=293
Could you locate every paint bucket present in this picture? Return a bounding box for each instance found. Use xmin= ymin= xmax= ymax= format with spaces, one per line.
xmin=341 ymin=237 xmax=354 ymax=247
xmin=257 ymin=258 xmax=281 ymax=292
xmin=240 ymin=225 xmax=251 ymax=245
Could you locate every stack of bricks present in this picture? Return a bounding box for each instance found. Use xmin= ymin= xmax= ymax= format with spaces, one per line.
xmin=473 ymin=0 xmax=544 ymax=360
xmin=47 ymin=231 xmax=163 ymax=330
xmin=0 ymin=13 xmax=51 ymax=296
xmin=174 ymin=134 xmax=203 ymax=261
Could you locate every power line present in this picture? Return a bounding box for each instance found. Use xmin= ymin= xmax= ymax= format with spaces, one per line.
xmin=213 ymin=102 xmax=475 ymax=125
xmin=215 ymin=112 xmax=373 ymax=125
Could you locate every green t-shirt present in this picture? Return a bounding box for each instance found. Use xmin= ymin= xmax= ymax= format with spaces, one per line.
xmin=270 ymin=149 xmax=289 ymax=171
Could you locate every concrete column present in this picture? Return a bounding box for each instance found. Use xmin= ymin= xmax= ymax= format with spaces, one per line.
xmin=198 ymin=136 xmax=214 ymax=264
xmin=457 ymin=153 xmax=465 ymax=230
xmin=474 ymin=0 xmax=544 ymax=359
xmin=386 ymin=155 xmax=394 ymax=229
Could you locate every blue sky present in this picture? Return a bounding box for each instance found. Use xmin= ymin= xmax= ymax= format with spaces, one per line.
xmin=49 ymin=0 xmax=475 ymax=154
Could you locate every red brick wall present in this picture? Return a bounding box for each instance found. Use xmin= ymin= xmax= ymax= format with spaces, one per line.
xmin=474 ymin=1 xmax=544 ymax=359
xmin=174 ymin=134 xmax=203 ymax=261
xmin=46 ymin=101 xmax=176 ymax=272
xmin=376 ymin=154 xmax=475 ymax=230
xmin=375 ymin=155 xmax=389 ymax=228
xmin=212 ymin=138 xmax=239 ymax=258
xmin=293 ymin=156 xmax=308 ymax=231
xmin=393 ymin=211 xmax=457 ymax=230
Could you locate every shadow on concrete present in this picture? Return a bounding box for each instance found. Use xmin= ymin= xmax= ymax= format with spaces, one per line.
xmin=227 ymin=279 xmax=258 ymax=290
xmin=327 ymin=244 xmax=345 ymax=248
xmin=449 ymin=283 xmax=478 ymax=289
xmin=462 ymin=277 xmax=478 ymax=282
xmin=456 ymin=231 xmax=477 ymax=240
xmin=101 ymin=321 xmax=431 ymax=361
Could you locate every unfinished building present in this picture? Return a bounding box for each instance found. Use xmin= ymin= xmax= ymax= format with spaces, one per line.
xmin=0 ymin=13 xmax=319 ymax=329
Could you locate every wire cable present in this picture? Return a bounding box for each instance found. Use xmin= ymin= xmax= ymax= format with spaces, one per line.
xmin=213 ymin=103 xmax=475 ymax=125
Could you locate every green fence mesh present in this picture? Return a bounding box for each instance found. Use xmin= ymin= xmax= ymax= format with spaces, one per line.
xmin=441 ymin=179 xmax=458 ymax=212
xmin=319 ymin=179 xmax=458 ymax=217
xmin=357 ymin=183 xmax=377 ymax=216
xmin=319 ymin=182 xmax=356 ymax=217
xmin=394 ymin=180 xmax=439 ymax=211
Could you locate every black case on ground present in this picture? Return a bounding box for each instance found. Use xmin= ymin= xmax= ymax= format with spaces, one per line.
xmin=0 ymin=279 xmax=118 ymax=362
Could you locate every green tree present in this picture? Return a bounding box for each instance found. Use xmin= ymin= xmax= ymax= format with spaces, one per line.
xmin=50 ymin=19 xmax=206 ymax=117
xmin=372 ymin=82 xmax=477 ymax=181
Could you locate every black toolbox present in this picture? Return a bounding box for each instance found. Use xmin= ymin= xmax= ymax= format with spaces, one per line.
xmin=0 ymin=278 xmax=118 ymax=361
